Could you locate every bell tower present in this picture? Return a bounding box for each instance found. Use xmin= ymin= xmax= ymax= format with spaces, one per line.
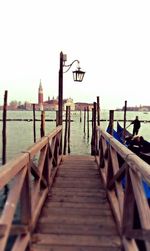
xmin=38 ymin=80 xmax=43 ymax=110
xmin=38 ymin=80 xmax=43 ymax=104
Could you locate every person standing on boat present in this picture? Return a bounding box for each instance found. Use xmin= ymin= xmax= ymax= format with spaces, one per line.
xmin=131 ymin=116 xmax=141 ymax=136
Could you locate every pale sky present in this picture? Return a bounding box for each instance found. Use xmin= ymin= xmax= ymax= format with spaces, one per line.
xmin=0 ymin=0 xmax=150 ymax=109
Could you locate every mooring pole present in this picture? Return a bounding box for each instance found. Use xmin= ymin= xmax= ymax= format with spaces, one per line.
xmin=83 ymin=107 xmax=86 ymax=134
xmin=80 ymin=109 xmax=82 ymax=123
xmin=58 ymin=52 xmax=63 ymax=126
xmin=91 ymin=102 xmax=97 ymax=155
xmin=2 ymin=90 xmax=9 ymax=201
xmin=63 ymin=106 xmax=68 ymax=155
xmin=40 ymin=110 xmax=45 ymax=137
xmin=97 ymin=96 xmax=100 ymax=126
xmin=123 ymin=100 xmax=127 ymax=142
xmin=87 ymin=105 xmax=89 ymax=139
xmin=2 ymin=90 xmax=7 ymax=165
xmin=108 ymin=110 xmax=114 ymax=135
xmin=68 ymin=106 xmax=71 ymax=154
xmin=32 ymin=104 xmax=36 ymax=143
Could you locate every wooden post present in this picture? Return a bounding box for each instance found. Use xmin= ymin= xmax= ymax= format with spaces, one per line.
xmin=91 ymin=108 xmax=94 ymax=133
xmin=80 ymin=109 xmax=82 ymax=122
xmin=20 ymin=169 xmax=31 ymax=230
xmin=87 ymin=106 xmax=89 ymax=139
xmin=97 ymin=96 xmax=100 ymax=126
xmin=40 ymin=110 xmax=45 ymax=137
xmin=58 ymin=52 xmax=63 ymax=125
xmin=58 ymin=52 xmax=63 ymax=155
xmin=83 ymin=107 xmax=86 ymax=134
xmin=68 ymin=106 xmax=71 ymax=154
xmin=56 ymin=110 xmax=59 ymax=126
xmin=91 ymin=102 xmax=97 ymax=155
xmin=63 ymin=106 xmax=68 ymax=155
xmin=32 ymin=104 xmax=36 ymax=143
xmin=2 ymin=90 xmax=7 ymax=165
xmin=108 ymin=110 xmax=114 ymax=135
xmin=123 ymin=100 xmax=127 ymax=141
xmin=2 ymin=90 xmax=9 ymax=201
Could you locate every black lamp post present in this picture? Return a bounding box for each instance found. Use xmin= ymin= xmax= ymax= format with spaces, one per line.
xmin=58 ymin=51 xmax=85 ymax=125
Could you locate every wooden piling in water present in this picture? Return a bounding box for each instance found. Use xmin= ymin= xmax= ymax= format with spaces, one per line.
xmin=40 ymin=110 xmax=45 ymax=137
xmin=87 ymin=106 xmax=89 ymax=139
xmin=2 ymin=90 xmax=7 ymax=165
xmin=97 ymin=96 xmax=100 ymax=126
xmin=83 ymin=107 xmax=86 ymax=134
xmin=123 ymin=100 xmax=127 ymax=141
xmin=2 ymin=90 xmax=9 ymax=200
xmin=68 ymin=106 xmax=71 ymax=154
xmin=56 ymin=111 xmax=59 ymax=126
xmin=63 ymin=106 xmax=69 ymax=155
xmin=108 ymin=110 xmax=114 ymax=135
xmin=91 ymin=102 xmax=97 ymax=155
xmin=32 ymin=104 xmax=36 ymax=143
xmin=80 ymin=109 xmax=82 ymax=123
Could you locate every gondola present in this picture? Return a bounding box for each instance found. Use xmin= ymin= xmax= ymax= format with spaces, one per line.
xmin=116 ymin=122 xmax=150 ymax=164
xmin=107 ymin=122 xmax=150 ymax=200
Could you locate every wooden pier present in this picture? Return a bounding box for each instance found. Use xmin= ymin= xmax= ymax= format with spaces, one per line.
xmin=0 ymin=125 xmax=150 ymax=251
xmin=31 ymin=155 xmax=121 ymax=251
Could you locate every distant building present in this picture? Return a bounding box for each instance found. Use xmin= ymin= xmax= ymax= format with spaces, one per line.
xmin=75 ymin=102 xmax=93 ymax=111
xmin=63 ymin=98 xmax=75 ymax=111
xmin=43 ymin=98 xmax=58 ymax=111
xmin=38 ymin=80 xmax=44 ymax=110
xmin=116 ymin=105 xmax=150 ymax=112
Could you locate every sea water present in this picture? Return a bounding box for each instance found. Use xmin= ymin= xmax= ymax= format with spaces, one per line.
xmin=0 ymin=110 xmax=149 ymax=164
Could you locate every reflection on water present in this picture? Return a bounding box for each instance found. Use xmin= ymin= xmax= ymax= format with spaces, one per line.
xmin=0 ymin=110 xmax=149 ymax=163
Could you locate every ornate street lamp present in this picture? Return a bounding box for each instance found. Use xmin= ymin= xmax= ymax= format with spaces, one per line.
xmin=58 ymin=51 xmax=85 ymax=126
xmin=72 ymin=68 xmax=85 ymax=82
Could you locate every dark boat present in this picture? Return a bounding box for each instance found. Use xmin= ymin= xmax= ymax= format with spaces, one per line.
xmin=107 ymin=122 xmax=150 ymax=199
xmin=116 ymin=122 xmax=150 ymax=164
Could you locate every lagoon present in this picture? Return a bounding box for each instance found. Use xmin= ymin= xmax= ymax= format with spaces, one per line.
xmin=0 ymin=110 xmax=149 ymax=164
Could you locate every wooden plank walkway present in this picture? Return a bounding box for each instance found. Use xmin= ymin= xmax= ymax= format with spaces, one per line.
xmin=31 ymin=155 xmax=122 ymax=251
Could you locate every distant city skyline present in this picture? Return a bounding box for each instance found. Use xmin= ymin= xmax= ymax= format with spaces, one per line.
xmin=0 ymin=79 xmax=149 ymax=109
xmin=0 ymin=0 xmax=150 ymax=109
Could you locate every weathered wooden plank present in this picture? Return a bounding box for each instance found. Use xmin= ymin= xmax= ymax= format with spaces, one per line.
xmin=49 ymin=187 xmax=106 ymax=196
xmin=36 ymin=223 xmax=118 ymax=235
xmin=31 ymin=244 xmax=121 ymax=251
xmin=32 ymin=233 xmax=121 ymax=247
xmin=41 ymin=206 xmax=112 ymax=216
xmin=55 ymin=177 xmax=101 ymax=182
xmin=124 ymin=229 xmax=150 ymax=241
xmin=60 ymin=164 xmax=96 ymax=167
xmin=0 ymin=153 xmax=29 ymax=188
xmin=57 ymin=170 xmax=99 ymax=178
xmin=59 ymin=166 xmax=98 ymax=171
xmin=63 ymin=155 xmax=95 ymax=160
xmin=38 ymin=214 xmax=115 ymax=225
xmin=43 ymin=201 xmax=110 ymax=209
xmin=48 ymin=191 xmax=106 ymax=199
xmin=10 ymin=224 xmax=29 ymax=235
xmin=11 ymin=233 xmax=30 ymax=251
xmin=53 ymin=180 xmax=103 ymax=189
xmin=0 ymin=224 xmax=6 ymax=237
xmin=31 ymin=188 xmax=48 ymax=231
xmin=47 ymin=194 xmax=107 ymax=203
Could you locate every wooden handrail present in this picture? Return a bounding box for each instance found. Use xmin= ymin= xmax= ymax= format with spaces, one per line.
xmin=0 ymin=126 xmax=62 ymax=251
xmin=95 ymin=126 xmax=150 ymax=251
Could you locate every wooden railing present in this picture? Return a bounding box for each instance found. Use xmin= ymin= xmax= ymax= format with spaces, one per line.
xmin=95 ymin=126 xmax=150 ymax=251
xmin=0 ymin=126 xmax=62 ymax=251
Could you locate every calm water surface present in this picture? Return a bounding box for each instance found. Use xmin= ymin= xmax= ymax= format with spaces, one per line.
xmin=0 ymin=110 xmax=149 ymax=164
